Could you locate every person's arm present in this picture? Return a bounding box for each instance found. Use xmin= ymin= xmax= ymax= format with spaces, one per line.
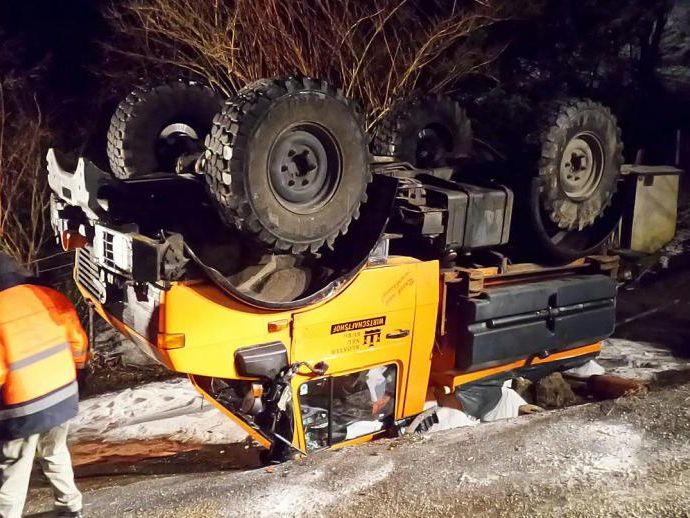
xmin=65 ymin=308 xmax=89 ymax=369
xmin=64 ymin=305 xmax=88 ymax=369
xmin=52 ymin=291 xmax=89 ymax=368
xmin=0 ymin=337 xmax=7 ymax=389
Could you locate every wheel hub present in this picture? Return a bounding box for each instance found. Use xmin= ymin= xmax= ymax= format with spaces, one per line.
xmin=159 ymin=123 xmax=199 ymax=141
xmin=559 ymin=132 xmax=604 ymax=201
xmin=156 ymin=123 xmax=202 ymax=173
xmin=269 ymin=125 xmax=341 ymax=214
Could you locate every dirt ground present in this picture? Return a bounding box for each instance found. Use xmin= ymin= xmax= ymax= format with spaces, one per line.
xmin=24 ymin=376 xmax=690 ymax=518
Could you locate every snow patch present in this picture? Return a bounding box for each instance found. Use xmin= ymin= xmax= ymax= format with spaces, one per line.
xmin=564 ymin=359 xmax=606 ymax=379
xmin=250 ymin=484 xmax=334 ymax=517
xmin=70 ymin=378 xmax=246 ymax=444
xmin=455 ymin=420 xmax=645 ymax=489
xmin=599 ymin=338 xmax=689 ymax=380
xmin=662 ymin=227 xmax=690 ymax=258
xmin=661 ymin=204 xmax=690 ymax=258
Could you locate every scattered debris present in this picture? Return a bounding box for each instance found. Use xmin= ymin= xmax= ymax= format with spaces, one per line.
xmin=598 ymin=338 xmax=690 ymax=381
xmin=586 ymin=374 xmax=648 ymax=400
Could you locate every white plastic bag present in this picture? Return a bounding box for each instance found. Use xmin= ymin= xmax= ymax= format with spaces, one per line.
xmin=481 ymin=382 xmax=527 ymax=422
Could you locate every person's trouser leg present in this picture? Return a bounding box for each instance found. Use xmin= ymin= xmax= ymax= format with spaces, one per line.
xmin=0 ymin=434 xmax=39 ymax=518
xmin=36 ymin=423 xmax=82 ymax=513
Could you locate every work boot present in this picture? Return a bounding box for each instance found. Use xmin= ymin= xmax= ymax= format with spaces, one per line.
xmin=56 ymin=510 xmax=83 ymax=518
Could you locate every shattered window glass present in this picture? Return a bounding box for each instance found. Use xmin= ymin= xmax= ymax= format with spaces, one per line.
xmin=299 ymin=364 xmax=397 ymax=451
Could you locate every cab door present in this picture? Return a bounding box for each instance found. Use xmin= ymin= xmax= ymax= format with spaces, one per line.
xmin=290 ymin=260 xmax=420 ymax=414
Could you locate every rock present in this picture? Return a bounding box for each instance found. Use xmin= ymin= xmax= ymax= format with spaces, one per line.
xmin=534 ymin=372 xmax=579 ymax=408
xmin=518 ymin=404 xmax=544 ymax=415
xmin=512 ymin=377 xmax=534 ymax=404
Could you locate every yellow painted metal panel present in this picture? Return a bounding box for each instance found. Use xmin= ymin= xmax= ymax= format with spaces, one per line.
xmin=402 ymin=260 xmax=440 ymax=416
xmin=291 ymin=259 xmax=439 ymax=422
xmin=292 ymin=261 xmax=417 ymax=417
xmin=159 ymin=283 xmax=292 ymax=377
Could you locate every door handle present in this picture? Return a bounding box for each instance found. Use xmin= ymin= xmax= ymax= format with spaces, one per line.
xmin=386 ymin=329 xmax=410 ymax=339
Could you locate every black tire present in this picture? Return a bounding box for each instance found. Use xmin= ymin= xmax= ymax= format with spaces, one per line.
xmin=107 ymin=81 xmax=224 ymax=178
xmin=371 ymin=95 xmax=473 ymax=168
xmin=535 ymin=99 xmax=623 ymax=230
xmin=203 ymin=77 xmax=370 ymax=254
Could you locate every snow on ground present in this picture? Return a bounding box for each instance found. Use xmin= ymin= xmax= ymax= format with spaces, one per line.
xmin=662 ymin=227 xmax=690 ymax=257
xmin=662 ymin=205 xmax=690 ymax=258
xmin=599 ymin=338 xmax=690 ymax=380
xmin=70 ymin=378 xmax=247 ymax=444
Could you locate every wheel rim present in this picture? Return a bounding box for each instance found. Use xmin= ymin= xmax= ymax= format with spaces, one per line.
xmin=268 ymin=123 xmax=342 ymax=214
xmin=159 ymin=123 xmax=199 ymax=140
xmin=156 ymin=123 xmax=202 ymax=172
xmin=559 ymin=132 xmax=604 ymax=201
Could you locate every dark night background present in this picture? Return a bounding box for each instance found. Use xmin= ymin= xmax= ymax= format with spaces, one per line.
xmin=1 ymin=0 xmax=689 ymax=163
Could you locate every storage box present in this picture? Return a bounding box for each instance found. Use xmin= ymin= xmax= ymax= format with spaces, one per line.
xmin=422 ymin=178 xmax=513 ymax=250
xmin=620 ymin=165 xmax=682 ymax=254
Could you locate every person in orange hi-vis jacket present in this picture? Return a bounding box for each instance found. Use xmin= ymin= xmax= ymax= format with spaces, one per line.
xmin=0 ymin=252 xmax=87 ymax=518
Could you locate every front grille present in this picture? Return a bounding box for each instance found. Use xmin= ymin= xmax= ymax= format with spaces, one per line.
xmin=76 ymin=247 xmax=159 ymax=341
xmin=76 ymin=247 xmax=106 ymax=303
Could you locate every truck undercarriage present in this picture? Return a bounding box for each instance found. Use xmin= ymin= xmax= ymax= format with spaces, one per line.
xmin=46 ymin=76 xmax=635 ymax=460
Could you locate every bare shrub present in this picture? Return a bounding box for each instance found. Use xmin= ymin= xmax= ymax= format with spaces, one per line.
xmin=107 ymin=0 xmax=525 ymax=126
xmin=0 ymin=75 xmax=52 ymax=267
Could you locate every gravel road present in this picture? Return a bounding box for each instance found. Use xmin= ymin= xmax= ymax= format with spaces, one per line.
xmin=25 ymin=377 xmax=690 ymax=518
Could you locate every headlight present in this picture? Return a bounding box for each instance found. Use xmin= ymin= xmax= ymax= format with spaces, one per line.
xmin=49 ymin=195 xmax=61 ymax=234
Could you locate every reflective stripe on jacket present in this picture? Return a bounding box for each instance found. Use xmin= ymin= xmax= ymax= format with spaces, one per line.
xmin=0 ymin=284 xmax=88 ymax=439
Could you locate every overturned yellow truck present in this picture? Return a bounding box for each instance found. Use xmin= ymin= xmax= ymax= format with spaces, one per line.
xmin=48 ymin=77 xmax=626 ymax=461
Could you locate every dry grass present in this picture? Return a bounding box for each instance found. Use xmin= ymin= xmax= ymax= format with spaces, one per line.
xmin=0 ymin=76 xmax=52 ymax=268
xmin=108 ymin=0 xmax=523 ymax=127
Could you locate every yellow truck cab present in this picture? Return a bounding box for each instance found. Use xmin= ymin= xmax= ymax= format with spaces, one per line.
xmin=68 ymin=224 xmax=615 ymax=459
